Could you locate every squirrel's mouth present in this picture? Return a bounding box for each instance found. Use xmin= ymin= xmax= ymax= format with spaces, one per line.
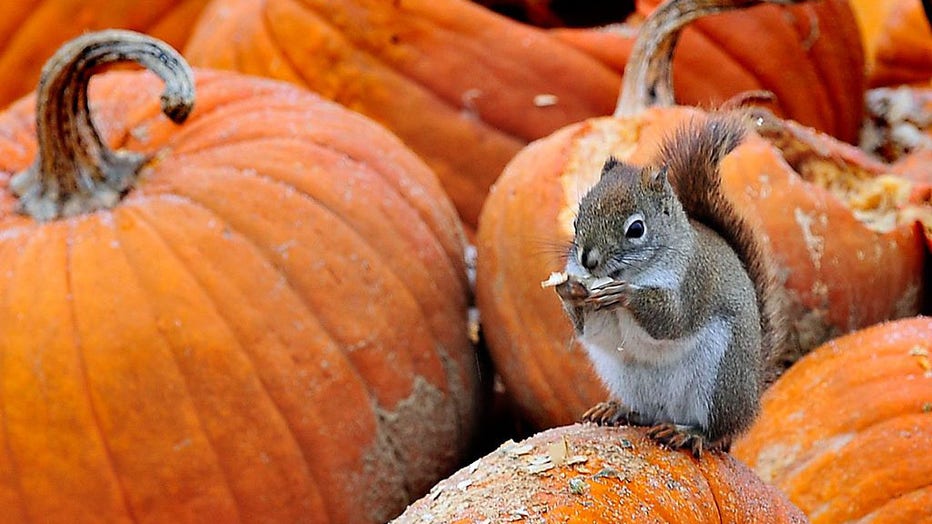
xmin=541 ymin=271 xmax=614 ymax=293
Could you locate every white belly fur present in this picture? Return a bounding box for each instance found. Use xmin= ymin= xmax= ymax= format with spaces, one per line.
xmin=580 ymin=308 xmax=730 ymax=428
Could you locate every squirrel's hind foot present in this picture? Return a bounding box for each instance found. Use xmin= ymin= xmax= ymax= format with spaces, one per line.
xmin=646 ymin=423 xmax=710 ymax=457
xmin=581 ymin=399 xmax=642 ymax=426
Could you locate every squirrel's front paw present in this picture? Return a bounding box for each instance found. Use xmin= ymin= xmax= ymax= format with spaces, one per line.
xmin=585 ymin=280 xmax=629 ymax=311
xmin=646 ymin=423 xmax=709 ymax=457
xmin=554 ymin=278 xmax=589 ymax=305
xmin=581 ymin=399 xmax=642 ymax=426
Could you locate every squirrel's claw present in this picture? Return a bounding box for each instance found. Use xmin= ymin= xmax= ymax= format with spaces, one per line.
xmin=581 ymin=399 xmax=641 ymax=426
xmin=646 ymin=423 xmax=708 ymax=458
xmin=585 ymin=281 xmax=629 ymax=311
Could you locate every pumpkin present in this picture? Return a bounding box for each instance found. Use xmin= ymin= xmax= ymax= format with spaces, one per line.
xmin=182 ymin=0 xmax=622 ymax=231
xmin=846 ymin=0 xmax=898 ymax=73
xmin=551 ymin=0 xmax=866 ymax=143
xmin=0 ymin=30 xmax=478 ymax=523
xmin=866 ymin=0 xmax=932 ymax=88
xmin=391 ymin=424 xmax=806 ymax=523
xmin=0 ymin=0 xmax=211 ymax=110
xmin=475 ymin=0 xmax=928 ymax=428
xmin=732 ymin=316 xmax=932 ymax=523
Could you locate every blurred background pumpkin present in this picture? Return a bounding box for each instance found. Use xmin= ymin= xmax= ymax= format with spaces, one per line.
xmin=0 ymin=0 xmax=211 ymax=110
xmin=853 ymin=0 xmax=932 ymax=87
xmin=182 ymin=0 xmax=870 ymax=232
xmin=182 ymin=0 xmax=621 ymax=233
xmin=551 ymin=0 xmax=866 ymax=144
xmin=0 ymin=30 xmax=478 ymax=523
xmin=477 ymin=0 xmax=866 ymax=144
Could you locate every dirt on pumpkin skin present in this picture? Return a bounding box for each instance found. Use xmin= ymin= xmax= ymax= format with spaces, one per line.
xmin=394 ymin=427 xmax=662 ymax=523
xmin=359 ymin=375 xmax=466 ymax=523
xmin=391 ymin=424 xmax=805 ymax=523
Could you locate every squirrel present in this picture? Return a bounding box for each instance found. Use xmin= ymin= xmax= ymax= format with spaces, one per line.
xmin=550 ymin=113 xmax=787 ymax=456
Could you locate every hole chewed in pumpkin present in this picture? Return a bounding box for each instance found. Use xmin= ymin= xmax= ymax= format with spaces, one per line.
xmin=756 ymin=113 xmax=921 ymax=234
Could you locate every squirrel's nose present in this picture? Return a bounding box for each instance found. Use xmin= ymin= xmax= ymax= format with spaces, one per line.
xmin=581 ymin=247 xmax=600 ymax=271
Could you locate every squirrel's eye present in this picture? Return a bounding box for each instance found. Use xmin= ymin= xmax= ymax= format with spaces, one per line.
xmin=625 ymin=219 xmax=645 ymax=239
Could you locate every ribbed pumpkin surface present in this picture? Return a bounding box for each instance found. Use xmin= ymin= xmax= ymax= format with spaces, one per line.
xmin=182 ymin=0 xmax=622 ymax=229
xmin=733 ymin=317 xmax=932 ymax=523
xmin=0 ymin=69 xmax=477 ymax=523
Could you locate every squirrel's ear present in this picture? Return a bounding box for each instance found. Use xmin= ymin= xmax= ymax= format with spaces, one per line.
xmin=600 ymin=156 xmax=620 ymax=178
xmin=644 ymin=164 xmax=670 ymax=190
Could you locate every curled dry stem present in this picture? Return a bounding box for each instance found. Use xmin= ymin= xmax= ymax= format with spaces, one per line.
xmin=615 ymin=0 xmax=805 ymax=118
xmin=11 ymin=29 xmax=195 ymax=221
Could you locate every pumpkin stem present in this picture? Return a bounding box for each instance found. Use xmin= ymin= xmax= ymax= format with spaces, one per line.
xmin=614 ymin=0 xmax=805 ymax=118
xmin=10 ymin=29 xmax=195 ymax=221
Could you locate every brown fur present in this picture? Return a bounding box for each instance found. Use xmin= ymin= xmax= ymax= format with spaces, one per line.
xmin=656 ymin=113 xmax=789 ymax=388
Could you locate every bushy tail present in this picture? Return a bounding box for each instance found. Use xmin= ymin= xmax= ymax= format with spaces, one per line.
xmin=658 ymin=114 xmax=745 ymax=225
xmin=656 ymin=114 xmax=790 ymax=388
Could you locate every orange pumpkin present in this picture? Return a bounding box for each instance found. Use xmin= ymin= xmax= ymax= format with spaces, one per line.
xmin=392 ymin=424 xmax=806 ymax=523
xmin=475 ymin=0 xmax=928 ymax=428
xmin=732 ymin=316 xmax=932 ymax=523
xmin=0 ymin=30 xmax=477 ymax=523
xmin=846 ymin=0 xmax=898 ymax=73
xmin=0 ymin=0 xmax=210 ymax=110
xmin=182 ymin=0 xmax=622 ymax=230
xmin=551 ymin=0 xmax=866 ymax=143
xmin=866 ymin=0 xmax=932 ymax=87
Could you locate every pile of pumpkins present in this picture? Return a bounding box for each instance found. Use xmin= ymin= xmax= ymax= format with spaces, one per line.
xmin=0 ymin=0 xmax=927 ymax=522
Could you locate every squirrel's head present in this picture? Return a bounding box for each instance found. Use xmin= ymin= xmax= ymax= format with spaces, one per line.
xmin=568 ymin=156 xmax=689 ymax=280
